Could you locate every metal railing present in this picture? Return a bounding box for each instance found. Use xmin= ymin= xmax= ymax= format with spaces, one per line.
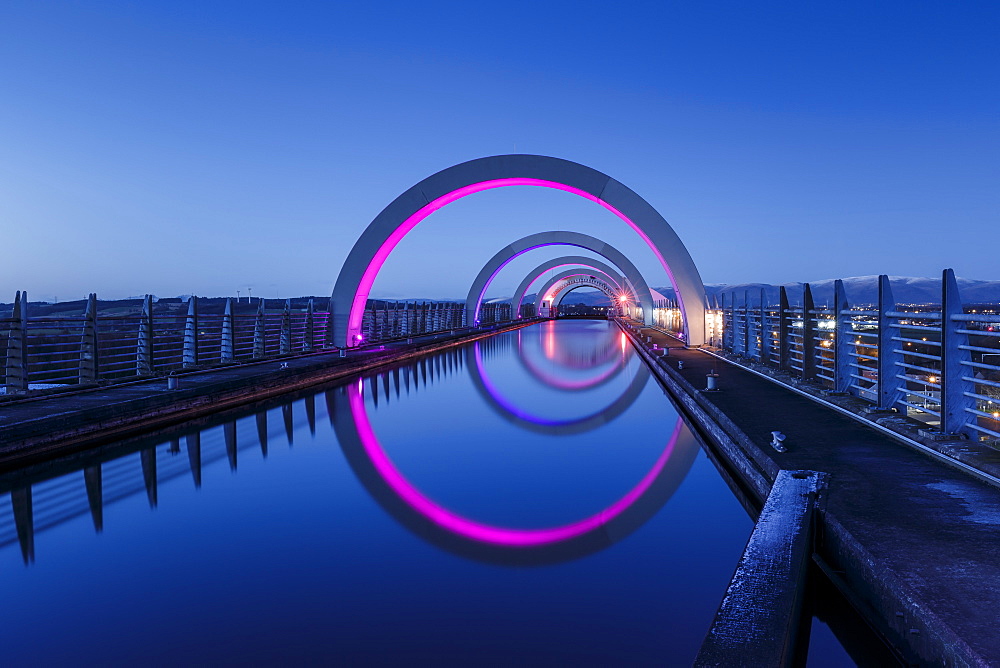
xmin=2 ymin=292 xmax=482 ymax=392
xmin=715 ymin=270 xmax=1000 ymax=446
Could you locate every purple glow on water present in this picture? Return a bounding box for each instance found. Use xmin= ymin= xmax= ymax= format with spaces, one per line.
xmin=474 ymin=340 xmax=623 ymax=411
xmin=348 ymin=379 xmax=682 ymax=546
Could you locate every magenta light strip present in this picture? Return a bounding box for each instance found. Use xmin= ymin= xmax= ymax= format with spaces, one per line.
xmin=348 ymin=381 xmax=682 ymax=546
xmin=348 ymin=178 xmax=684 ymax=342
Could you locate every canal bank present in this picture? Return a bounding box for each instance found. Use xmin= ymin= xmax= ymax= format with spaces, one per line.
xmin=0 ymin=321 xmax=535 ymax=469
xmin=620 ymin=321 xmax=1000 ymax=666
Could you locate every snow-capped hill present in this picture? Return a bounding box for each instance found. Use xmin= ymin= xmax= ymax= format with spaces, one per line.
xmin=657 ymin=276 xmax=1000 ymax=307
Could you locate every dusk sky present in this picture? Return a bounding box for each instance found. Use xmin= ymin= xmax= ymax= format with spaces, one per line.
xmin=2 ymin=2 xmax=997 ymax=302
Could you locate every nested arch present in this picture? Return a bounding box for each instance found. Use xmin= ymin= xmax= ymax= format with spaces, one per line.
xmin=463 ymin=231 xmax=655 ymax=327
xmin=553 ymin=282 xmax=614 ymax=307
xmin=513 ymin=255 xmax=634 ymax=318
xmin=330 ymin=154 xmax=706 ymax=347
xmin=535 ymin=272 xmax=620 ymax=313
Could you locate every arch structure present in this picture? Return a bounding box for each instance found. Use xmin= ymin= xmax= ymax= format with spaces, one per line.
xmin=545 ymin=274 xmax=618 ymax=305
xmin=549 ymin=278 xmax=616 ymax=309
xmin=464 ymin=230 xmax=656 ymax=328
xmin=533 ymin=272 xmax=620 ymax=317
xmin=512 ymin=255 xmax=635 ymax=318
xmin=330 ymin=154 xmax=706 ymax=347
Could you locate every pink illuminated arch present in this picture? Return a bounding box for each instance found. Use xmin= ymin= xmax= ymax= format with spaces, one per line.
xmin=539 ymin=273 xmax=619 ymax=309
xmin=330 ymin=155 xmax=707 ymax=347
xmin=510 ymin=255 xmax=635 ymax=318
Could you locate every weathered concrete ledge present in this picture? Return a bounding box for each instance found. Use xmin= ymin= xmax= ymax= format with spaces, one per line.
xmin=620 ymin=321 xmax=1000 ymax=665
xmin=696 ymin=470 xmax=827 ymax=667
xmin=0 ymin=322 xmax=534 ymax=469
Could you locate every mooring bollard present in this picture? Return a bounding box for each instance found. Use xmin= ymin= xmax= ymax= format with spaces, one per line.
xmin=678 ymin=360 xmax=684 ymax=370
xmin=770 ymin=431 xmax=787 ymax=452
xmin=167 ymin=374 xmax=179 ymax=390
xmin=339 ymin=349 xmax=347 ymax=358
xmin=706 ymin=372 xmax=719 ymax=391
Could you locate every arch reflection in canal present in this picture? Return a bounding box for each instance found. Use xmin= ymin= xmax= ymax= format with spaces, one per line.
xmin=466 ymin=331 xmax=647 ymax=435
xmin=329 ymin=320 xmax=699 ymax=566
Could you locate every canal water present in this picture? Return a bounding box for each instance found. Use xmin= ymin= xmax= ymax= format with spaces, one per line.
xmin=0 ymin=320 xmax=859 ymax=665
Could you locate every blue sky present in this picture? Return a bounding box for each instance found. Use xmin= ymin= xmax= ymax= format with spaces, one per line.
xmin=1 ymin=1 xmax=997 ymax=302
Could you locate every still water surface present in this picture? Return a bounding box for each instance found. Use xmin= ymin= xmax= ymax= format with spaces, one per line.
xmin=0 ymin=320 xmax=854 ymax=664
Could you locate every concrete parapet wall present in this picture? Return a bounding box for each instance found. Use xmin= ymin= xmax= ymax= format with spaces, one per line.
xmin=697 ymin=470 xmax=827 ymax=667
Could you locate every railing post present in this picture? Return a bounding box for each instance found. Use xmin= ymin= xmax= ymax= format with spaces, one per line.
xmin=80 ymin=293 xmax=99 ymax=383
xmin=802 ymin=283 xmax=816 ymax=380
xmin=325 ymin=291 xmax=336 ymax=348
xmin=941 ymin=268 xmax=974 ymax=437
xmin=742 ymin=290 xmax=751 ymax=358
xmin=729 ymin=292 xmax=739 ymax=354
xmin=778 ymin=286 xmax=790 ymax=371
xmin=183 ymin=295 xmax=198 ymax=369
xmin=304 ymin=299 xmax=315 ymax=352
xmin=719 ymin=293 xmax=727 ymax=350
xmin=280 ymin=299 xmax=291 ymax=355
xmin=5 ymin=290 xmax=28 ymax=392
xmin=834 ymin=280 xmax=852 ymax=393
xmin=253 ymin=299 xmax=265 ymax=359
xmin=137 ymin=294 xmax=154 ymax=375
xmin=759 ymin=289 xmax=769 ymax=363
xmin=877 ymin=275 xmax=903 ymax=411
xmin=221 ymin=297 xmax=235 ymax=363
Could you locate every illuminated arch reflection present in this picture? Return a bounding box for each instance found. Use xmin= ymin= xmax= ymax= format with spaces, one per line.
xmin=330 ymin=382 xmax=699 ymax=566
xmin=515 ymin=325 xmax=626 ymax=391
xmin=467 ymin=343 xmax=648 ymax=435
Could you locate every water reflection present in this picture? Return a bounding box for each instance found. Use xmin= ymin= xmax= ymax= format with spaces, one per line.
xmin=0 ymin=320 xmax=867 ymax=664
xmin=330 ymin=386 xmax=697 ymax=566
xmin=327 ymin=319 xmax=698 ymax=565
xmin=0 ymin=320 xmax=694 ymax=569
xmin=469 ymin=332 xmax=650 ymax=435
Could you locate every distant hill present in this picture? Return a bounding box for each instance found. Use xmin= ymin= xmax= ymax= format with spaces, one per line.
xmin=658 ymin=276 xmax=1000 ymax=307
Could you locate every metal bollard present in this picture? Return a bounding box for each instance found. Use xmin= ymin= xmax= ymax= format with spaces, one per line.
xmin=677 ymin=360 xmax=684 ymax=370
xmin=706 ymin=373 xmax=719 ymax=391
xmin=167 ymin=374 xmax=179 ymax=390
xmin=770 ymin=431 xmax=787 ymax=452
